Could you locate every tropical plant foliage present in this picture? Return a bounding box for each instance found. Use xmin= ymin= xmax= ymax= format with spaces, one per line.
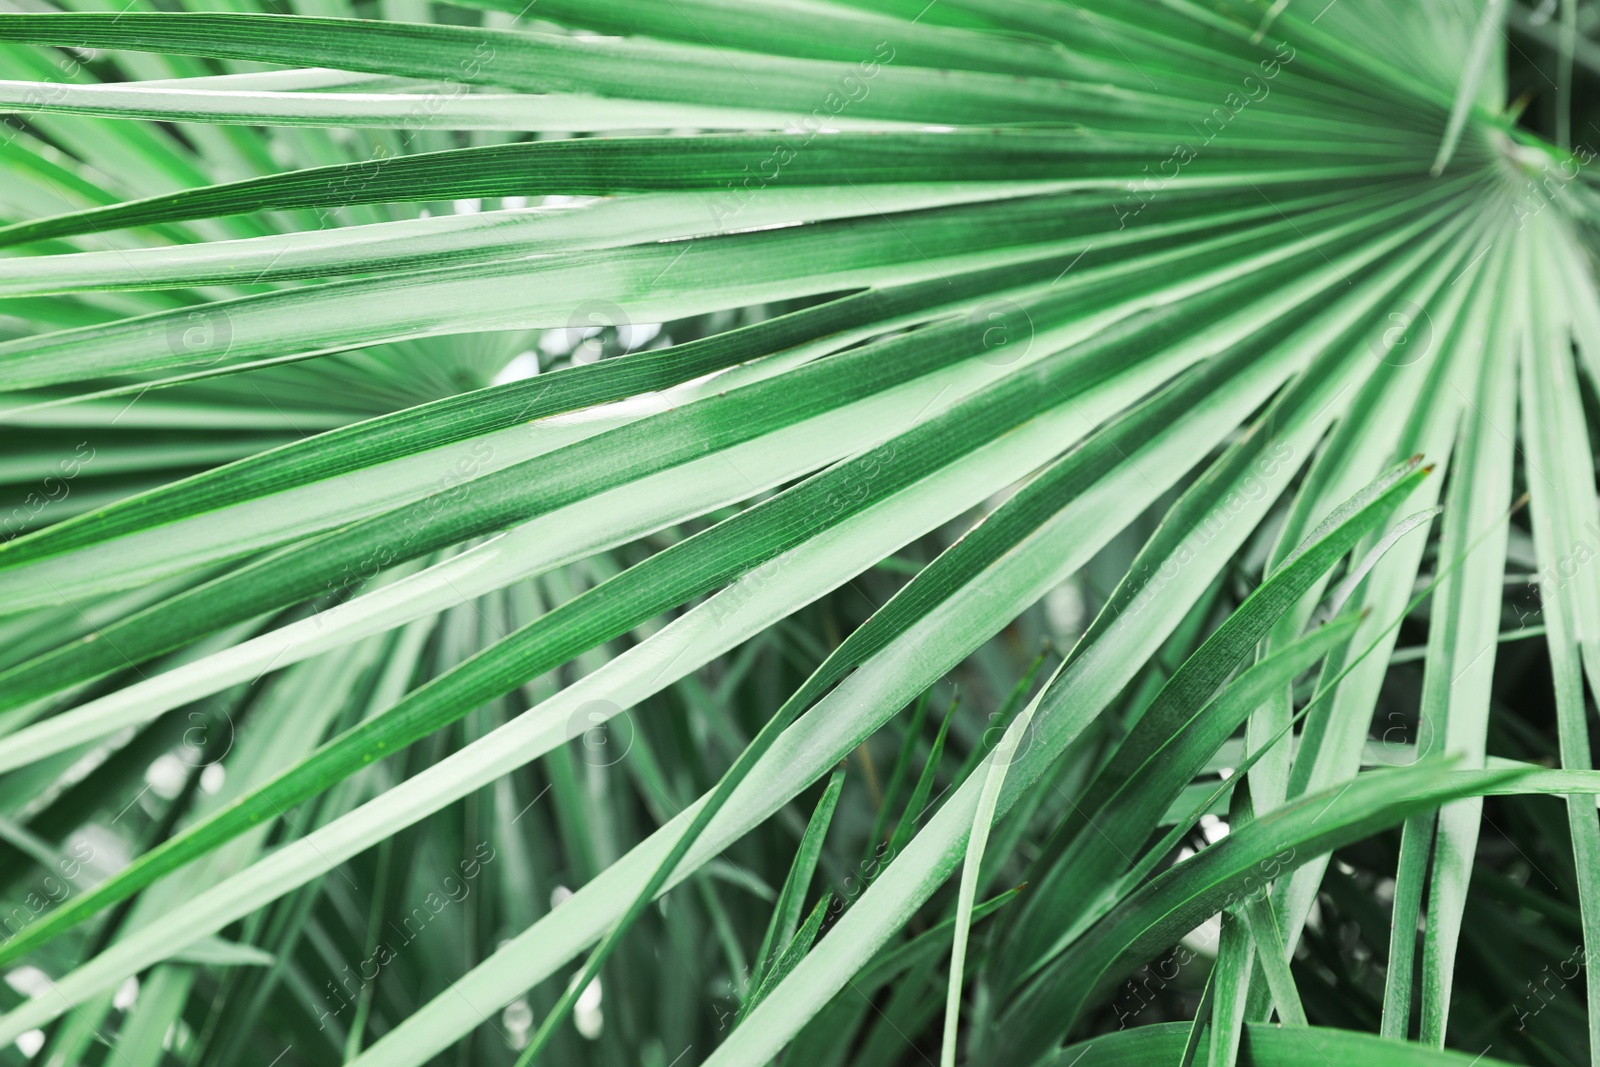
xmin=0 ymin=1 xmax=1599 ymax=1066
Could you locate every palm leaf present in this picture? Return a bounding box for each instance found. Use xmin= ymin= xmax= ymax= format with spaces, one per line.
xmin=1 ymin=3 xmax=1597 ymax=1066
